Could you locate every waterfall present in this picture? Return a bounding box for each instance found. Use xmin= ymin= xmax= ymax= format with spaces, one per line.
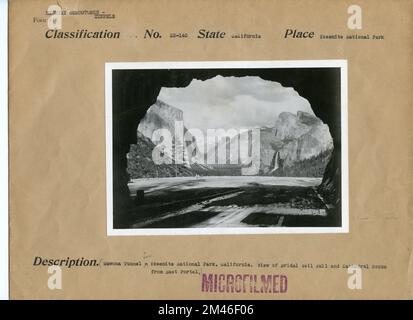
xmin=270 ymin=151 xmax=280 ymax=173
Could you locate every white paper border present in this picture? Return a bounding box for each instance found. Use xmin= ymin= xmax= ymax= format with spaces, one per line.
xmin=105 ymin=60 xmax=349 ymax=236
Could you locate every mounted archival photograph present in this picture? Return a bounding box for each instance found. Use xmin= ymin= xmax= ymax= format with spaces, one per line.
xmin=106 ymin=61 xmax=347 ymax=234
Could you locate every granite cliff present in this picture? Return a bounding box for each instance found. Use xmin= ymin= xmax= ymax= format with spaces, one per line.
xmin=128 ymin=102 xmax=333 ymax=178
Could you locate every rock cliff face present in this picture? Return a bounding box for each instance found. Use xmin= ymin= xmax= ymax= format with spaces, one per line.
xmin=127 ymin=100 xmax=211 ymax=178
xmin=127 ymin=132 xmax=195 ymax=178
xmin=217 ymin=111 xmax=333 ymax=176
xmin=137 ymin=100 xmax=188 ymax=165
xmin=137 ymin=99 xmax=208 ymax=167
xmin=138 ymin=100 xmax=184 ymax=139
xmin=262 ymin=111 xmax=333 ymax=176
xmin=128 ymin=101 xmax=332 ymax=179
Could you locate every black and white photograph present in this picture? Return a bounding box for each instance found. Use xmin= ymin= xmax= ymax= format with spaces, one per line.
xmin=106 ymin=61 xmax=348 ymax=235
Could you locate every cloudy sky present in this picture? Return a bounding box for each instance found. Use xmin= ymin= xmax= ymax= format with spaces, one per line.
xmin=157 ymin=75 xmax=313 ymax=133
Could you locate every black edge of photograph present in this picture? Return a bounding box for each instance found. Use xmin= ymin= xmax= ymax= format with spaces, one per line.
xmin=105 ymin=61 xmax=348 ymax=235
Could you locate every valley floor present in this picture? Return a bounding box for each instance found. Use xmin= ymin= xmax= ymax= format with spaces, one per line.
xmin=125 ymin=176 xmax=340 ymax=228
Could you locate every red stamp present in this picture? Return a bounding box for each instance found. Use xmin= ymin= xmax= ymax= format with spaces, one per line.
xmin=201 ymin=273 xmax=288 ymax=294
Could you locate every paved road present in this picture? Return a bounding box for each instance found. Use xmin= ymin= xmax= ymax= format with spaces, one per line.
xmin=129 ymin=176 xmax=327 ymax=228
xmin=128 ymin=176 xmax=322 ymax=194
